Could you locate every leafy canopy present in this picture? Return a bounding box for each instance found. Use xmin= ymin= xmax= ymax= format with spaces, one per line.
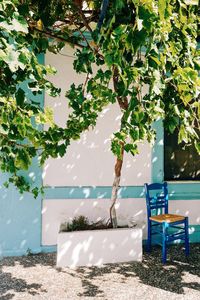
xmin=0 ymin=0 xmax=199 ymax=195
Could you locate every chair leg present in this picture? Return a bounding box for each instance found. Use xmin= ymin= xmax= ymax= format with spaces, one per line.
xmin=185 ymin=217 xmax=189 ymax=257
xmin=162 ymin=222 xmax=167 ymax=264
xmin=146 ymin=219 xmax=151 ymax=252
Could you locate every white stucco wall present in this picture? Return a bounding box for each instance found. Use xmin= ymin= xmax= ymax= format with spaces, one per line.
xmin=42 ymin=198 xmax=147 ymax=246
xmin=43 ymin=46 xmax=152 ymax=186
xmin=42 ymin=198 xmax=200 ymax=246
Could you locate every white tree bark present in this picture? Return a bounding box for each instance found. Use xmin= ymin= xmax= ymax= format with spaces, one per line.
xmin=110 ymin=175 xmax=121 ymax=228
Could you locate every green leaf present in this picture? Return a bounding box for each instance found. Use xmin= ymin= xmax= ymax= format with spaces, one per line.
xmin=111 ymin=139 xmax=122 ymax=158
xmin=58 ymin=144 xmax=66 ymax=157
xmin=178 ymin=125 xmax=188 ymax=144
xmin=16 ymin=88 xmax=25 ymax=106
xmin=0 ymin=125 xmax=8 ymax=135
xmin=194 ymin=140 xmax=200 ymax=154
xmin=12 ymin=12 xmax=28 ymax=33
xmin=15 ymin=149 xmax=31 ymax=170
xmin=0 ymin=13 xmax=28 ymax=33
xmin=124 ymin=143 xmax=139 ymax=156
xmin=32 ymin=187 xmax=39 ymax=198
xmin=4 ymin=45 xmax=20 ymax=72
xmin=0 ymin=49 xmax=7 ymax=60
xmin=150 ymin=56 xmax=161 ymax=66
xmin=158 ymin=0 xmax=166 ymax=21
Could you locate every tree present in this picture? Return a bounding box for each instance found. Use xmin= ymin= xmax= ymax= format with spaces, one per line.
xmin=0 ymin=0 xmax=199 ymax=226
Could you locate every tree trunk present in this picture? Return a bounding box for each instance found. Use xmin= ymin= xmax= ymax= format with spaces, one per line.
xmin=110 ymin=150 xmax=124 ymax=228
xmin=110 ymin=67 xmax=129 ymax=228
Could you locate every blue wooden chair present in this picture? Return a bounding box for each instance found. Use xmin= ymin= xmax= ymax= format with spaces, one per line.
xmin=144 ymin=182 xmax=189 ymax=263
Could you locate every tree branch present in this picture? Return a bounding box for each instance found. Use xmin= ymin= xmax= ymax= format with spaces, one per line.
xmin=73 ymin=3 xmax=93 ymax=34
xmin=30 ymin=27 xmax=84 ymax=49
xmin=82 ymin=73 xmax=90 ymax=95
xmin=113 ymin=67 xmax=129 ymax=110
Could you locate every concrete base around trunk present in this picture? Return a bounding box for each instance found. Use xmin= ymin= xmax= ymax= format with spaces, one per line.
xmin=56 ymin=227 xmax=143 ymax=268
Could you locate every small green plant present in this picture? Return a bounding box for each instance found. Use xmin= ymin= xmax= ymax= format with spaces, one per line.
xmin=26 ymin=248 xmax=33 ymax=256
xmin=60 ymin=215 xmax=112 ymax=232
xmin=66 ymin=216 xmax=90 ymax=232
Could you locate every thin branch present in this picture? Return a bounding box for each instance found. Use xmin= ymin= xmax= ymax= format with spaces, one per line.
xmin=113 ymin=67 xmax=129 ymax=110
xmin=73 ymin=22 xmax=104 ymax=59
xmin=82 ymin=73 xmax=90 ymax=95
xmin=73 ymin=3 xmax=93 ymax=34
xmin=0 ymin=133 xmax=43 ymax=151
xmin=74 ymin=23 xmax=93 ymax=50
xmin=59 ymin=53 xmax=75 ymax=58
xmin=30 ymin=27 xmax=84 ymax=49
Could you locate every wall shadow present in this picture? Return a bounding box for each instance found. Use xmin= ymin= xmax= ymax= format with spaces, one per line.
xmin=0 ymin=254 xmax=50 ymax=299
xmin=0 ymin=253 xmax=55 ymax=269
xmin=0 ymin=269 xmax=46 ymax=299
xmin=1 ymin=245 xmax=200 ymax=299
xmin=75 ymin=243 xmax=200 ymax=298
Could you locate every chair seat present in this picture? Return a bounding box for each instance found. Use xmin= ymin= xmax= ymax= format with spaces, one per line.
xmin=149 ymin=213 xmax=185 ymax=223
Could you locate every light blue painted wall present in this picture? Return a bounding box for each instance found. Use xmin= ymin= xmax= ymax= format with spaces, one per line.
xmin=43 ymin=184 xmax=200 ymax=201
xmin=0 ymin=158 xmax=42 ymax=257
xmin=0 ymin=54 xmax=44 ymax=257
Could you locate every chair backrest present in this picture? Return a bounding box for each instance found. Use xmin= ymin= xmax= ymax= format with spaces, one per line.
xmin=144 ymin=182 xmax=168 ymax=218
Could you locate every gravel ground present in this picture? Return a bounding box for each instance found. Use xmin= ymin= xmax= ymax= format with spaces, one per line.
xmin=0 ymin=244 xmax=200 ymax=300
